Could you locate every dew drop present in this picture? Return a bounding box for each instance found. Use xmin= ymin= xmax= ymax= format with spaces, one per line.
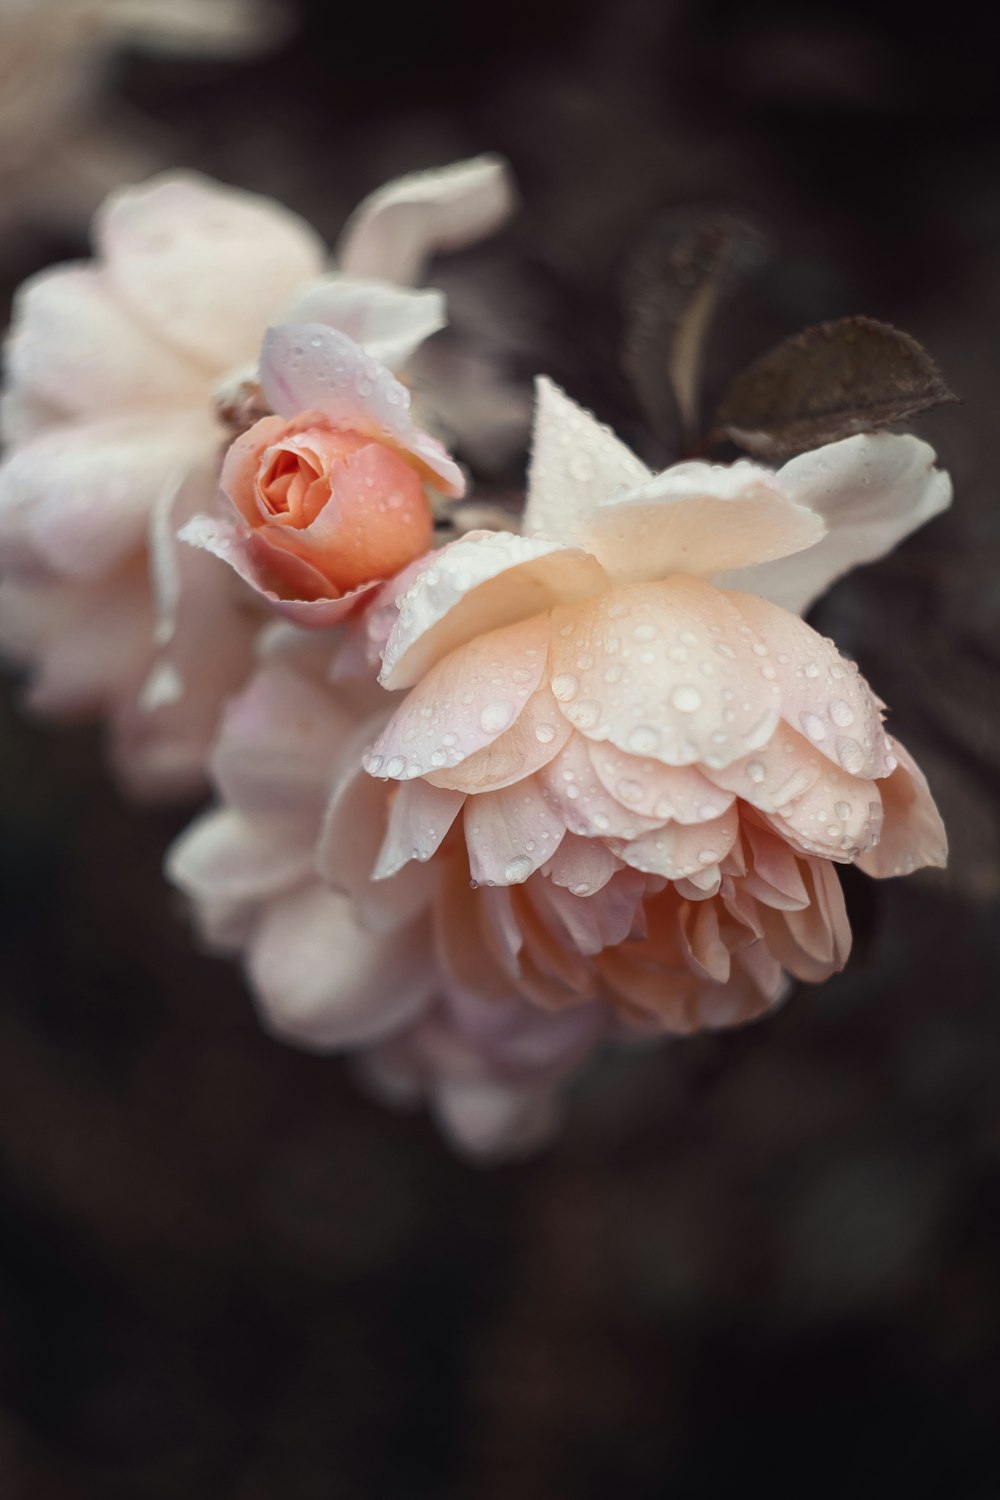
xmin=628 ymin=725 xmax=660 ymax=754
xmin=836 ymin=735 xmax=865 ymax=774
xmin=617 ymin=778 xmax=643 ymax=804
xmin=834 ymin=799 xmax=851 ymax=820
xmin=480 ymin=700 xmax=514 ymax=734
xmin=671 ymin=684 xmax=702 ymax=713
xmin=551 ymin=673 xmax=580 ymax=702
xmin=830 ymin=698 xmax=855 ymax=728
xmin=504 ymin=855 xmax=534 ymax=883
xmin=535 ymin=722 xmax=557 ymax=744
xmin=747 ymin=760 xmax=766 ymax=784
xmin=800 ymin=711 xmax=828 ymax=743
xmin=569 ymin=699 xmax=600 ymax=728
xmin=632 ymin=622 xmax=657 ymax=642
xmin=385 ymin=756 xmax=406 ymax=777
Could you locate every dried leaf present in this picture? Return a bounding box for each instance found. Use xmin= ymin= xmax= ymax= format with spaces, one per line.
xmin=621 ymin=207 xmax=768 ymax=449
xmin=713 ymin=316 xmax=958 ymax=459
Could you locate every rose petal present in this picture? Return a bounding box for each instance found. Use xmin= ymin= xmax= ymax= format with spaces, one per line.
xmin=260 ymin=322 xmax=463 ymax=496
xmin=282 ymin=275 xmax=446 ymax=370
xmin=548 ymin=578 xmax=782 ymax=769
xmin=857 ymin=737 xmax=948 ymax=877
xmin=578 ymin=461 xmax=825 ymax=583
xmin=4 ymin=264 xmax=202 ymax=421
xmin=464 ymin=779 xmax=567 ymax=885
xmin=537 ymin=735 xmax=662 ymax=840
xmin=372 ymin=779 xmax=465 ymax=879
xmin=96 ymin=172 xmax=325 ymax=370
xmin=524 ymin=376 xmax=652 ymax=540
xmin=166 ymin=807 xmax=315 ymax=908
xmin=618 ymin=806 xmax=739 ymax=880
xmin=249 ymin=883 xmax=435 ymax=1049
xmin=336 ymin=154 xmax=515 ymax=286
xmin=379 ymin=530 xmax=605 ymax=690
xmin=726 ymin=588 xmax=894 ymax=778
xmin=586 ymin=741 xmax=733 ymax=823
xmin=425 ymin=684 xmax=572 ymax=795
xmin=366 ymin=613 xmax=551 ymax=781
xmin=718 ymin=434 xmax=952 ymax=615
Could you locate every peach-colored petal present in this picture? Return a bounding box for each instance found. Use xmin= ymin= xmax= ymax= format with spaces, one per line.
xmin=719 ymin=434 xmax=952 ymax=615
xmin=586 ymin=741 xmax=734 ymax=823
xmin=578 ymin=460 xmax=824 ymax=583
xmin=336 ymin=154 xmax=515 ymax=286
xmin=5 ymin=263 xmax=202 ymax=422
xmin=178 ymin=513 xmax=381 ymax=627
xmin=249 ymin=884 xmax=435 ymax=1049
xmin=701 ymin=720 xmax=827 ymax=810
xmin=537 ymin=734 xmax=662 ymax=840
xmin=372 ymin=779 xmax=465 ymax=879
xmin=425 ymin=684 xmax=572 ymax=794
xmin=541 ymin=831 xmax=621 ymax=896
xmin=379 ymin=529 xmax=605 ymax=690
xmin=523 ymin=376 xmax=652 ymax=540
xmin=548 ymin=578 xmax=781 ymax=768
xmin=617 ymin=805 xmax=739 ymax=881
xmin=464 ymin=779 xmax=566 ymax=885
xmin=366 ymin=613 xmax=551 ymax=780
xmin=727 ymin=588 xmax=894 ymax=778
xmin=282 ymin=275 xmax=446 ymax=370
xmin=857 ymin=737 xmax=948 ymax=877
xmin=96 ymin=172 xmax=325 ymax=370
xmin=260 ymin=323 xmax=463 ymax=496
xmin=0 ymin=414 xmax=214 ymax=581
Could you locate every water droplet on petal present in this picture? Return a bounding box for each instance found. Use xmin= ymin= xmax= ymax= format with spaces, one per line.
xmin=535 ymin=722 xmax=557 ymax=744
xmin=800 ymin=711 xmax=827 ymax=743
xmin=671 ymin=684 xmax=702 ymax=713
xmin=551 ymin=673 xmax=580 ymax=702
xmin=504 ymin=855 xmax=534 ymax=883
xmin=628 ymin=725 xmax=660 ymax=754
xmin=830 ymin=698 xmax=855 ymax=728
xmin=836 ymin=735 xmax=865 ymax=773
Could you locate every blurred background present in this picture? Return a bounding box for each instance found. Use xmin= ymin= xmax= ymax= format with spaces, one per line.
xmin=2 ymin=0 xmax=1000 ymax=1493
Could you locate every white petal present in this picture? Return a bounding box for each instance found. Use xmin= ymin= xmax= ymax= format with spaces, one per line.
xmin=166 ymin=807 xmax=314 ymax=907
xmin=249 ymin=883 xmax=435 ymax=1049
xmin=260 ymin=322 xmax=463 ymax=495
xmin=282 ymin=275 xmax=446 ymax=370
xmin=96 ymin=171 xmax=326 ymax=370
xmin=524 ymin=376 xmax=651 ymax=540
xmin=718 ymin=434 xmax=952 ymax=614
xmin=579 ymin=460 xmax=824 ymax=583
xmin=4 ymin=264 xmax=202 ymax=422
xmin=336 ymin=154 xmax=515 ymax=286
xmin=379 ymin=529 xmax=605 ymax=690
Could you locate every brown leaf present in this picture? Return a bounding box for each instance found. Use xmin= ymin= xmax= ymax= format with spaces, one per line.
xmin=621 ymin=207 xmax=768 ymax=449
xmin=713 ymin=316 xmax=958 ymax=459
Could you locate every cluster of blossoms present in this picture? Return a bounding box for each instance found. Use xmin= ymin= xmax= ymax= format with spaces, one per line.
xmin=0 ymin=158 xmax=949 ymax=1158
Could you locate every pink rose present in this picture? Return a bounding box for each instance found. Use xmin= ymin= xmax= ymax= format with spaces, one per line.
xmin=0 ymin=157 xmax=514 ymax=797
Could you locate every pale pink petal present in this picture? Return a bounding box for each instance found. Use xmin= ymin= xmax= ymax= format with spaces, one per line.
xmin=702 ymin=721 xmax=827 ymax=809
xmin=336 ymin=154 xmax=515 ymax=286
xmin=618 ymin=805 xmax=739 ymax=880
xmin=727 ymin=589 xmax=894 ymax=778
xmin=523 ymin=376 xmax=652 ymax=540
xmin=537 ymin=734 xmax=662 ymax=840
xmin=739 ymin=821 xmax=810 ymax=910
xmin=719 ymin=434 xmax=952 ymax=614
xmin=96 ymin=172 xmax=325 ymax=370
xmin=431 ymin=1077 xmax=558 ymax=1160
xmin=766 ymin=767 xmax=882 ymax=861
xmin=586 ymin=741 xmax=733 ymax=823
xmin=425 ymin=685 xmax=572 ymax=794
xmin=372 ymin=780 xmax=465 ymax=879
xmin=260 ymin=323 xmax=463 ymax=495
xmin=464 ymin=779 xmax=566 ymax=885
xmin=4 ymin=264 xmax=203 ymax=421
xmin=211 ymin=663 xmax=358 ymax=814
xmin=178 ymin=513 xmax=380 ymax=627
xmin=578 ymin=460 xmax=824 ymax=583
xmin=530 ymin=867 xmax=644 ymax=954
xmin=857 ymin=737 xmax=948 ymax=877
xmin=366 ymin=614 xmax=551 ymax=779
xmin=0 ymin=415 xmax=214 ymax=581
xmin=330 ymin=554 xmax=433 ymax=682
xmin=548 ymin=578 xmax=781 ymax=768
xmin=379 ymin=529 xmax=605 ymax=691
xmin=166 ymin=808 xmax=315 ymax=908
xmin=248 ymin=884 xmax=435 ymax=1049
xmin=282 ymin=275 xmax=446 ymax=370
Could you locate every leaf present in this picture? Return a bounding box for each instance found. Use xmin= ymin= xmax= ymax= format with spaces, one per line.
xmin=713 ymin=316 xmax=958 ymax=460
xmin=621 ymin=207 xmax=769 ymax=450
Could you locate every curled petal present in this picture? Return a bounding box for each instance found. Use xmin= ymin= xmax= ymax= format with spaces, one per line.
xmin=282 ymin=275 xmax=446 ymax=370
xmin=260 ymin=323 xmax=463 ymax=496
xmin=857 ymin=737 xmax=948 ymax=877
xmin=579 ymin=461 xmax=824 ymax=583
xmin=538 ymin=735 xmax=662 ymax=840
xmin=249 ymin=884 xmax=435 ymax=1049
xmin=618 ymin=805 xmax=740 ymax=881
xmin=727 ymin=589 xmax=894 ymax=778
xmin=586 ymin=741 xmax=733 ymax=824
xmin=372 ymin=780 xmax=465 ymax=879
xmin=367 ymin=613 xmax=550 ymax=780
xmin=336 ymin=154 xmax=515 ymax=286
xmin=719 ymin=433 xmax=952 ymax=615
xmin=426 ymin=685 xmax=572 ymax=794
xmin=548 ymin=578 xmax=781 ymax=768
xmin=178 ymin=513 xmax=380 ymax=627
xmin=524 ymin=377 xmax=652 ymax=540
xmin=166 ymin=808 xmax=314 ymax=911
xmin=379 ymin=530 xmax=604 ymax=690
xmin=96 ymin=172 xmax=325 ymax=370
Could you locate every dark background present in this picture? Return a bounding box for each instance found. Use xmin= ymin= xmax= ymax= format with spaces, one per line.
xmin=2 ymin=0 xmax=1000 ymax=1493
